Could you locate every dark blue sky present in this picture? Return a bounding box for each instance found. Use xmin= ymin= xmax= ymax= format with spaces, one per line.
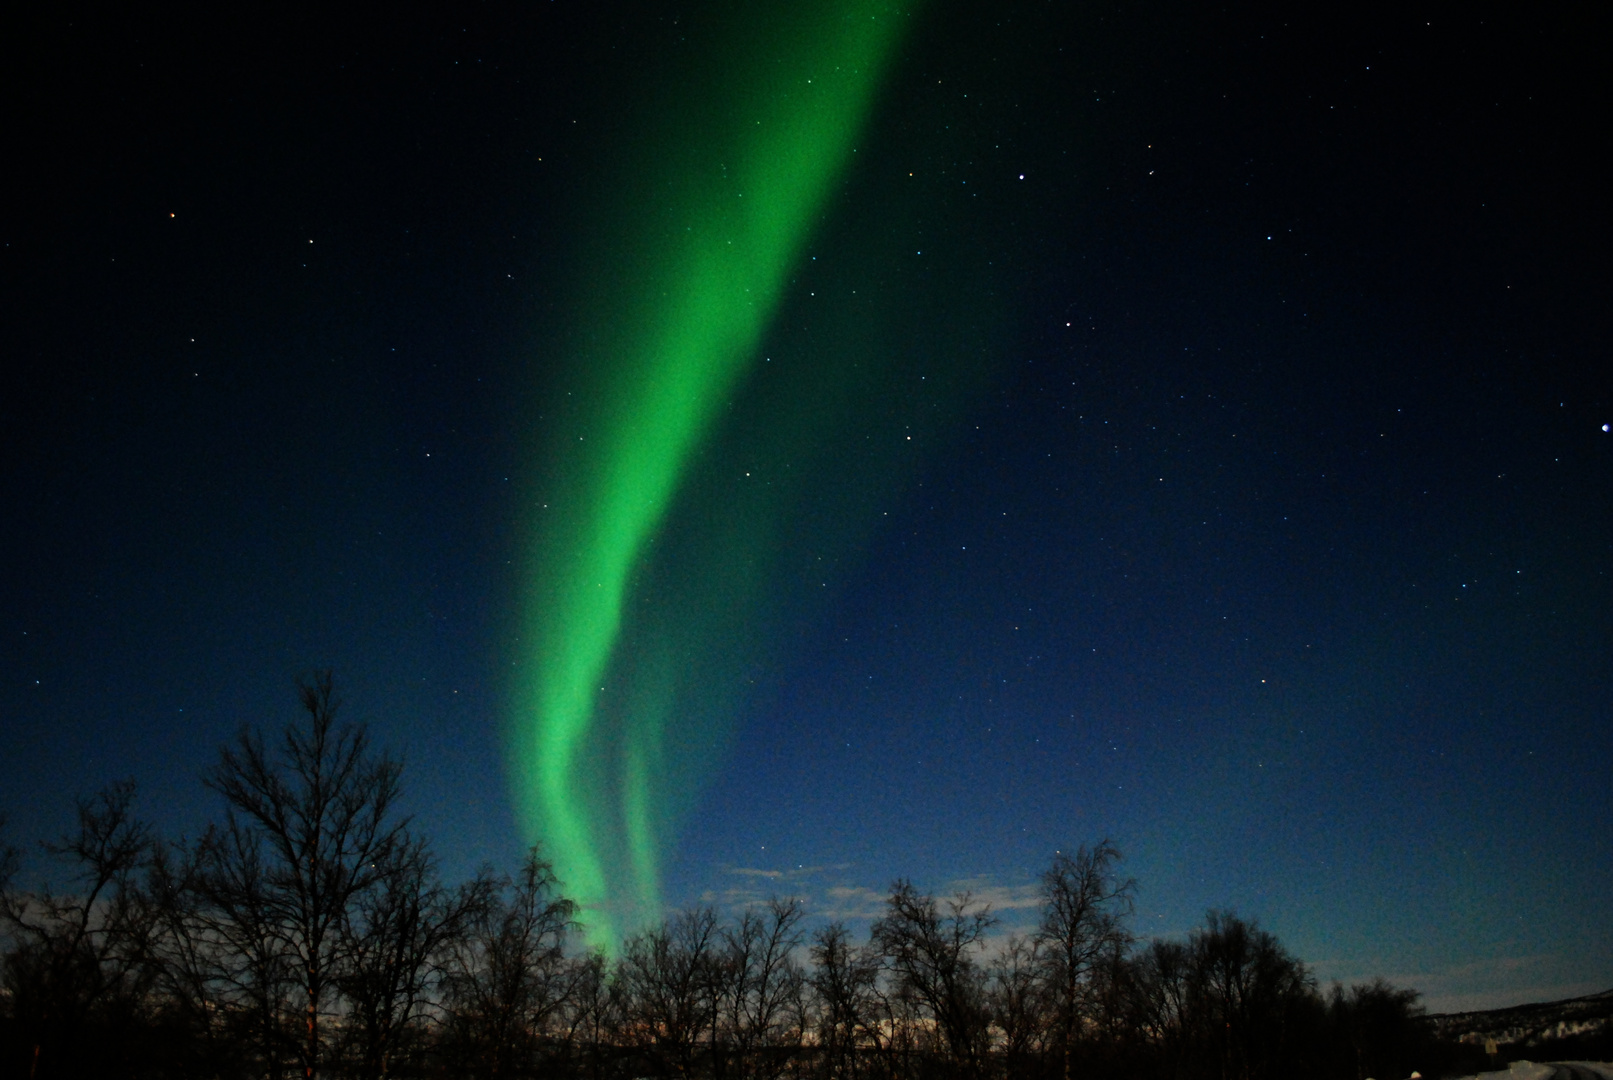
xmin=3 ymin=0 xmax=1608 ymax=1011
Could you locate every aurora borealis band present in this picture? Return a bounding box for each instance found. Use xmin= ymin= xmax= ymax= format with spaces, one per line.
xmin=512 ymin=1 xmax=918 ymax=945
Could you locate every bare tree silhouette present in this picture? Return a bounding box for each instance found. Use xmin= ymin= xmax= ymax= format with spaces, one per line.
xmin=205 ymin=672 xmax=408 ymax=1080
xmin=0 ymin=782 xmax=155 ymax=1080
xmin=1035 ymin=840 xmax=1135 ymax=1080
xmin=871 ymin=881 xmax=995 ymax=1078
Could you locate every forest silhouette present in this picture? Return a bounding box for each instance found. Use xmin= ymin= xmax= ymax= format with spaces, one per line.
xmin=0 ymin=677 xmax=1523 ymax=1080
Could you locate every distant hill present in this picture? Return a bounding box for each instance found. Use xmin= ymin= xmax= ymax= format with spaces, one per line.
xmin=1429 ymin=989 xmax=1613 ymax=1053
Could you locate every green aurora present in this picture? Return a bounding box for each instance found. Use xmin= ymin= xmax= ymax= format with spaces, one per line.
xmin=511 ymin=0 xmax=999 ymax=948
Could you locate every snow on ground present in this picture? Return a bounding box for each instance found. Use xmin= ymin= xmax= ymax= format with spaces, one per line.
xmin=1447 ymin=1064 xmax=1553 ymax=1080
xmin=1447 ymin=1063 xmax=1613 ymax=1080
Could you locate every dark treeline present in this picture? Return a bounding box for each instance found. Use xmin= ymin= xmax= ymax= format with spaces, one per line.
xmin=3 ymin=678 xmax=1467 ymax=1080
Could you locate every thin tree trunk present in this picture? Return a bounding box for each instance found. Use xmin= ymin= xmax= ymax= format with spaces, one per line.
xmin=306 ymin=978 xmax=318 ymax=1080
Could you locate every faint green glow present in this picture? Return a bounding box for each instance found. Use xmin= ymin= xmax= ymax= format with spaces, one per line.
xmin=513 ymin=2 xmax=916 ymax=948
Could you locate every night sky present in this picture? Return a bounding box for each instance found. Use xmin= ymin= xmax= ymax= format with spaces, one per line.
xmin=4 ymin=0 xmax=1609 ymax=1012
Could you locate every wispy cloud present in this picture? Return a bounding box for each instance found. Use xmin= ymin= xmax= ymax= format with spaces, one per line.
xmin=943 ymin=875 xmax=1044 ymax=913
xmin=819 ymin=885 xmax=888 ymax=921
xmin=693 ymin=863 xmax=1050 ymax=928
xmin=700 ymin=863 xmax=881 ymax=920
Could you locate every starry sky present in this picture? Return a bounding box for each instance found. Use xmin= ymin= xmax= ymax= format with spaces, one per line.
xmin=3 ymin=0 xmax=1609 ymax=1012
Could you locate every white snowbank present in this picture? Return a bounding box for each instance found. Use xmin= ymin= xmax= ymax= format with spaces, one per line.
xmin=1555 ymin=1065 xmax=1613 ymax=1080
xmin=1462 ymin=1062 xmax=1555 ymax=1080
xmin=1447 ymin=1062 xmax=1613 ymax=1080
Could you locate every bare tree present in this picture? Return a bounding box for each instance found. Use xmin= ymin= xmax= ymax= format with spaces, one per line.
xmin=556 ymin=949 xmax=623 ymax=1080
xmin=196 ymin=812 xmax=301 ymax=1078
xmin=1084 ymin=935 xmax=1137 ymax=1067
xmin=0 ymin=814 xmax=17 ymax=895
xmin=1326 ymin=978 xmax=1426 ymax=1080
xmin=337 ymin=833 xmax=487 ymax=1080
xmin=144 ymin=837 xmax=245 ymax=1079
xmin=205 ymin=672 xmax=407 ymax=1080
xmin=438 ymin=848 xmax=575 ymax=1079
xmin=0 ymin=782 xmax=155 ymax=1080
xmin=1035 ymin=841 xmax=1135 ymax=1080
xmin=870 ymin=881 xmax=995 ymax=1078
xmin=1187 ymin=911 xmax=1314 ymax=1080
xmin=808 ymin=921 xmax=884 ymax=1080
xmin=986 ymin=934 xmax=1048 ymax=1075
xmin=1129 ymin=938 xmax=1191 ymax=1077
xmin=718 ymin=898 xmax=806 ymax=1080
xmin=619 ymin=907 xmax=723 ymax=1080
